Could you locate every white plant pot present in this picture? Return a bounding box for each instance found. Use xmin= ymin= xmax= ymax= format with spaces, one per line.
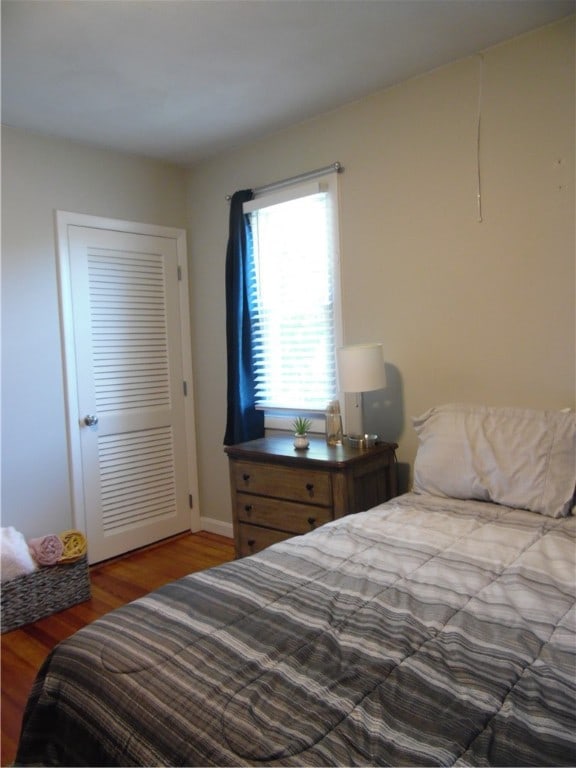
xmin=293 ymin=434 xmax=310 ymax=450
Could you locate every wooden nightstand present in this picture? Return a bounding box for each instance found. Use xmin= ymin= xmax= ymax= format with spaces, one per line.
xmin=225 ymin=435 xmax=397 ymax=558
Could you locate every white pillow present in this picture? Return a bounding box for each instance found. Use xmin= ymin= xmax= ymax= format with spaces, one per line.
xmin=412 ymin=404 xmax=576 ymax=518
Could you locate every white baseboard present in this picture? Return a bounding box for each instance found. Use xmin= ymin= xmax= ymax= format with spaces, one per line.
xmin=200 ymin=516 xmax=233 ymax=539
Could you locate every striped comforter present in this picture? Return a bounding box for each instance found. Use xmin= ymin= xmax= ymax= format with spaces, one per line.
xmin=16 ymin=493 xmax=576 ymax=766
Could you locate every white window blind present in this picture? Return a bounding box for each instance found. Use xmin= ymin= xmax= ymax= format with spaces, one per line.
xmin=244 ymin=175 xmax=341 ymax=414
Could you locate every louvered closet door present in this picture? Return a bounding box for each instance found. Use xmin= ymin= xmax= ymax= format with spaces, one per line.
xmin=68 ymin=226 xmax=191 ymax=563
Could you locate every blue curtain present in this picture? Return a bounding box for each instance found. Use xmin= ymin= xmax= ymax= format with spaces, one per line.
xmin=223 ymin=190 xmax=265 ymax=445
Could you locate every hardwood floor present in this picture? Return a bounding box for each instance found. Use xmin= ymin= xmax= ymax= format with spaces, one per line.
xmin=1 ymin=531 xmax=234 ymax=767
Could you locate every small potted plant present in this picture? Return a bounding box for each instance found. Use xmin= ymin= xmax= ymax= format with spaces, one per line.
xmin=292 ymin=416 xmax=312 ymax=450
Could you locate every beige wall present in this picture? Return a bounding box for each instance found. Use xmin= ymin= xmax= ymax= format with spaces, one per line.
xmin=187 ymin=18 xmax=575 ymax=519
xmin=2 ymin=18 xmax=574 ymax=539
xmin=1 ymin=127 xmax=188 ymax=537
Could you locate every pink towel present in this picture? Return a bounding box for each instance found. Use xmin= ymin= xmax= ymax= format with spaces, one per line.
xmin=28 ymin=534 xmax=64 ymax=566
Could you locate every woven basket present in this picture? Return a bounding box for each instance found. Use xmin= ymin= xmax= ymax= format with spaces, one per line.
xmin=1 ymin=555 xmax=91 ymax=633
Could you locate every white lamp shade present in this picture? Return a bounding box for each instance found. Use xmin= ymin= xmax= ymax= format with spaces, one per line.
xmin=337 ymin=343 xmax=386 ymax=393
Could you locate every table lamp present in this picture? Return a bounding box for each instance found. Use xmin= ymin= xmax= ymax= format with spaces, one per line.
xmin=337 ymin=343 xmax=386 ymax=438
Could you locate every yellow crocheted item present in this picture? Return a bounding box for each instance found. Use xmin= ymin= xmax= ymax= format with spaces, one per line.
xmin=58 ymin=529 xmax=87 ymax=563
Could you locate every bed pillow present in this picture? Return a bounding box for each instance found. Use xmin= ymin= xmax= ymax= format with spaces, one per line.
xmin=412 ymin=404 xmax=576 ymax=518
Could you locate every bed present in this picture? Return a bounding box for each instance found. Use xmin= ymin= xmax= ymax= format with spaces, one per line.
xmin=15 ymin=404 xmax=576 ymax=767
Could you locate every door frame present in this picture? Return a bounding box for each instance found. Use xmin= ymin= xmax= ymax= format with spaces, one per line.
xmin=56 ymin=210 xmax=201 ymax=538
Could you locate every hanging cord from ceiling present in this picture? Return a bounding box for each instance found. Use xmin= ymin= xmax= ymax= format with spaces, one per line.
xmin=476 ymin=53 xmax=484 ymax=223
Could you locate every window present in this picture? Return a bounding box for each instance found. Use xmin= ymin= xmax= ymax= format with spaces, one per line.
xmin=244 ymin=174 xmax=342 ymax=429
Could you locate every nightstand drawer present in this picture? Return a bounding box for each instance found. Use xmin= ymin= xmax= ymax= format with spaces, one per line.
xmin=233 ymin=461 xmax=331 ymax=506
xmin=236 ymin=493 xmax=332 ymax=534
xmin=238 ymin=523 xmax=291 ymax=557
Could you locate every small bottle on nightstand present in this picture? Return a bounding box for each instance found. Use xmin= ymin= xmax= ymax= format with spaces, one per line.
xmin=325 ymin=400 xmax=343 ymax=446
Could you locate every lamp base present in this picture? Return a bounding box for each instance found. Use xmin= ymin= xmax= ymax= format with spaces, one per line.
xmin=346 ymin=434 xmax=364 ymax=449
xmin=346 ymin=433 xmax=378 ymax=450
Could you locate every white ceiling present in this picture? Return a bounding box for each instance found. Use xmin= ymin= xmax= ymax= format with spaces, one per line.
xmin=2 ymin=0 xmax=574 ymax=167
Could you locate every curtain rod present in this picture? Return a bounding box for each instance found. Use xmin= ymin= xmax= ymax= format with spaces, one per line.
xmin=225 ymin=161 xmax=343 ymax=201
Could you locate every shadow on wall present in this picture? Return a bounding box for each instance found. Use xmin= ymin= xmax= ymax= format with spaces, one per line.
xmin=363 ymin=363 xmax=411 ymax=494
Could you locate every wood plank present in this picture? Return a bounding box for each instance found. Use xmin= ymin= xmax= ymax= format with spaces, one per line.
xmin=0 ymin=531 xmax=234 ymax=767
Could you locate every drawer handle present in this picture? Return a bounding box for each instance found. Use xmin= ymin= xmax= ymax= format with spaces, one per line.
xmin=247 ymin=538 xmax=256 ymax=548
xmin=242 ymin=473 xmax=251 ymax=483
xmin=307 ymin=516 xmax=316 ymax=528
xmin=305 ymin=482 xmax=314 ymax=497
xmin=244 ymin=504 xmax=253 ymax=514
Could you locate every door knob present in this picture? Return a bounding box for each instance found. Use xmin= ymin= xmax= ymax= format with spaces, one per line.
xmin=84 ymin=415 xmax=99 ymax=427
